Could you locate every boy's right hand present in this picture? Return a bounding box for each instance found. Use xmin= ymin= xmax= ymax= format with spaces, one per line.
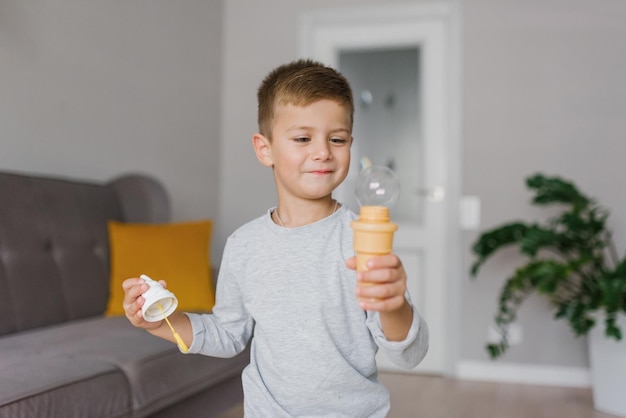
xmin=122 ymin=277 xmax=164 ymax=331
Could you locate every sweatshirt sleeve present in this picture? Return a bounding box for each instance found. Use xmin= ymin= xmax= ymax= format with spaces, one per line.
xmin=365 ymin=292 xmax=429 ymax=369
xmin=184 ymin=238 xmax=254 ymax=358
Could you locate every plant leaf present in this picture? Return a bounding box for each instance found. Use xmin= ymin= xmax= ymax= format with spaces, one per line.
xmin=470 ymin=222 xmax=529 ymax=276
xmin=526 ymin=173 xmax=590 ymax=209
xmin=528 ymin=260 xmax=569 ymax=294
xmin=557 ymin=299 xmax=596 ymax=336
xmin=614 ymin=256 xmax=626 ymax=278
xmin=599 ymin=274 xmax=626 ymax=312
xmin=519 ymin=226 xmax=560 ymax=257
xmin=604 ymin=313 xmax=622 ymax=340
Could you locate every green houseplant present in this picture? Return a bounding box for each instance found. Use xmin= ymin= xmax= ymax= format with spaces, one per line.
xmin=470 ymin=173 xmax=626 ymax=359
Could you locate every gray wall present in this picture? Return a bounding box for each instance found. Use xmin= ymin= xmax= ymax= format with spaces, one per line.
xmin=2 ymin=0 xmax=625 ymax=371
xmin=462 ymin=0 xmax=626 ymax=366
xmin=0 ymin=0 xmax=223 ymax=229
xmin=217 ymin=0 xmax=428 ymax=268
xmin=220 ymin=0 xmax=626 ymax=369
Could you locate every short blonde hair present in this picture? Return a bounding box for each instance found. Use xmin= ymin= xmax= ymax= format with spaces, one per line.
xmin=257 ymin=59 xmax=354 ymax=139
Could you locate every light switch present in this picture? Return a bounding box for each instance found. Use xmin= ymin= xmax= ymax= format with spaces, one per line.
xmin=460 ymin=196 xmax=481 ymax=230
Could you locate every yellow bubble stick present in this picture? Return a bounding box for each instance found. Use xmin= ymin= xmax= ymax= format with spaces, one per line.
xmin=157 ymin=304 xmax=189 ymax=353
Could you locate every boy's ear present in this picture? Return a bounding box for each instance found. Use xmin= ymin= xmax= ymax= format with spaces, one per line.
xmin=252 ymin=133 xmax=274 ymax=167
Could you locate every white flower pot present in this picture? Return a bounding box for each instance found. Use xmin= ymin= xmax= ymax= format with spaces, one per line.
xmin=588 ymin=313 xmax=626 ymax=417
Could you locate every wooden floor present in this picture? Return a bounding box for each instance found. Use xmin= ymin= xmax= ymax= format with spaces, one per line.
xmin=219 ymin=372 xmax=620 ymax=418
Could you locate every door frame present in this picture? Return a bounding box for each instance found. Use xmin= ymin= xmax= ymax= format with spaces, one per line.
xmin=299 ymin=1 xmax=463 ymax=375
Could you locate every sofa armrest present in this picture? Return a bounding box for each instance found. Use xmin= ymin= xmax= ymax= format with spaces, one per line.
xmin=108 ymin=174 xmax=170 ymax=223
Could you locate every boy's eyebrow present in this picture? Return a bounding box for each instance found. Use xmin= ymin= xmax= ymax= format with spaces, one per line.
xmin=286 ymin=125 xmax=351 ymax=134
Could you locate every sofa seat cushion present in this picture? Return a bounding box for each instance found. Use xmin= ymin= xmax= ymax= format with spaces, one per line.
xmin=0 ymin=353 xmax=130 ymax=418
xmin=0 ymin=316 xmax=249 ymax=418
xmin=56 ymin=316 xmax=250 ymax=417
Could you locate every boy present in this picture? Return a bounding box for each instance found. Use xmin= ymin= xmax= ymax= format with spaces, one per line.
xmin=122 ymin=59 xmax=429 ymax=417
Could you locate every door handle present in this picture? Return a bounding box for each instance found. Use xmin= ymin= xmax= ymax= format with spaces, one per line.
xmin=415 ymin=186 xmax=445 ymax=201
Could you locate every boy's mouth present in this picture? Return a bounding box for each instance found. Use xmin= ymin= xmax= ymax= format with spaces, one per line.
xmin=309 ymin=169 xmax=333 ymax=175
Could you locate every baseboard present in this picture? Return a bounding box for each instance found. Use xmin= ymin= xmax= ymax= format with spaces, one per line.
xmin=455 ymin=360 xmax=591 ymax=388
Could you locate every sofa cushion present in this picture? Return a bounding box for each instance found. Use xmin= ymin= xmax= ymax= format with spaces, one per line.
xmin=0 ymin=351 xmax=130 ymax=418
xmin=0 ymin=316 xmax=248 ymax=418
xmin=0 ymin=173 xmax=124 ymax=336
xmin=106 ymin=220 xmax=216 ymax=317
xmin=91 ymin=317 xmax=249 ymax=417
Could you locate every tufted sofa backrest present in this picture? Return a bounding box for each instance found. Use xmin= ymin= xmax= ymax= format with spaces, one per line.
xmin=0 ymin=171 xmax=169 ymax=336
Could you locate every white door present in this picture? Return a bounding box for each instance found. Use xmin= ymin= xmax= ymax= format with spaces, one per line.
xmin=300 ymin=3 xmax=461 ymax=375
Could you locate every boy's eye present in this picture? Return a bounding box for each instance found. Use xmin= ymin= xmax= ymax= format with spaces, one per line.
xmin=330 ymin=137 xmax=348 ymax=145
xmin=294 ymin=137 xmax=310 ymax=143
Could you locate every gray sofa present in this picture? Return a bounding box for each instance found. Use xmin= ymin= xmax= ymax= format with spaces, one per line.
xmin=0 ymin=170 xmax=249 ymax=418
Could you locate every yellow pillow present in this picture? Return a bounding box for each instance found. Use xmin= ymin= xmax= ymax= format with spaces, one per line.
xmin=106 ymin=219 xmax=215 ymax=317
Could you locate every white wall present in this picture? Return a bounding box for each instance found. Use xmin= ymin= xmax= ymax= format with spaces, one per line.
xmin=0 ymin=0 xmax=223 ymax=228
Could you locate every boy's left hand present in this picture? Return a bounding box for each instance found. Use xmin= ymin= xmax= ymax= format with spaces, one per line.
xmin=345 ymin=254 xmax=408 ymax=312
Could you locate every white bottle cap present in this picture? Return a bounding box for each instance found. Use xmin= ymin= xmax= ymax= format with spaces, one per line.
xmin=140 ymin=274 xmax=178 ymax=322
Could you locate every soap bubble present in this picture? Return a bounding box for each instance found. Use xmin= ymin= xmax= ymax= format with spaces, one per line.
xmin=355 ymin=165 xmax=400 ymax=207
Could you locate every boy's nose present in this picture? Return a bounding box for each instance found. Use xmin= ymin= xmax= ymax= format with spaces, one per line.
xmin=312 ymin=141 xmax=331 ymax=160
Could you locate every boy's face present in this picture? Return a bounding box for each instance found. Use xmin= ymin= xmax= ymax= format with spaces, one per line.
xmin=254 ymin=99 xmax=352 ymax=203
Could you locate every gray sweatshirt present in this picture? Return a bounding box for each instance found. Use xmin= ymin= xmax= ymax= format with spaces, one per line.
xmin=185 ymin=205 xmax=429 ymax=417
